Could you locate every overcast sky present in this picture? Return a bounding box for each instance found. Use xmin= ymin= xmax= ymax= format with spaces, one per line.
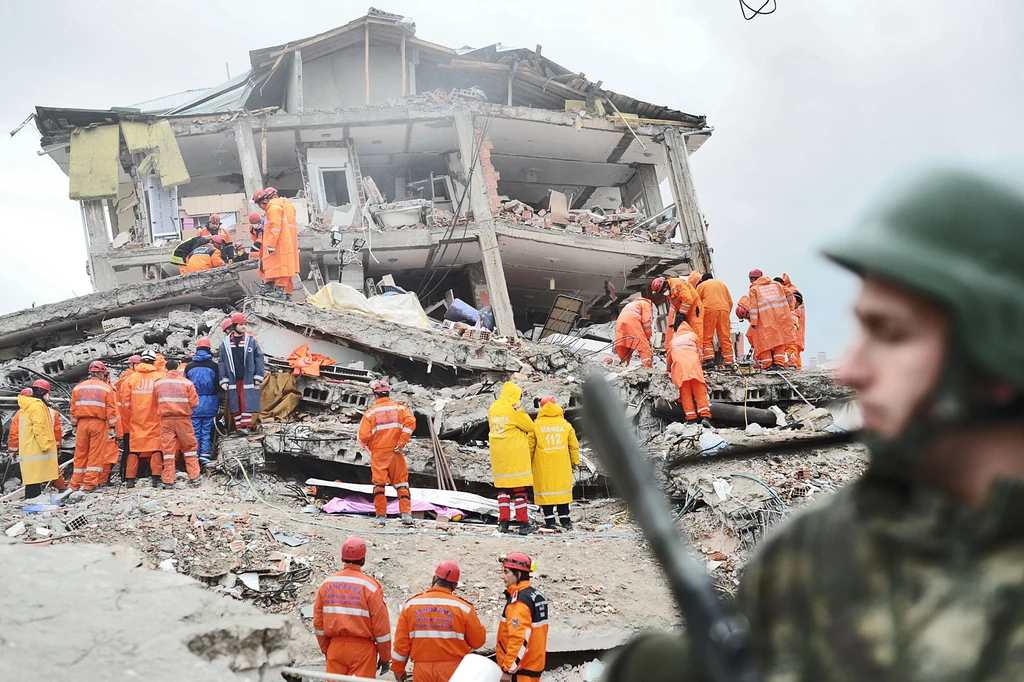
xmin=3 ymin=1 xmax=1022 ymax=358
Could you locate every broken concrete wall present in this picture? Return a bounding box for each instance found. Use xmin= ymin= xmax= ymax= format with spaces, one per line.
xmin=0 ymin=542 xmax=291 ymax=681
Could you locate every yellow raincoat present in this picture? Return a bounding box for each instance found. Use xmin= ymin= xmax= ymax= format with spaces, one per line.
xmin=487 ymin=382 xmax=536 ymax=488
xmin=16 ymin=394 xmax=58 ymax=485
xmin=532 ymin=402 xmax=580 ymax=505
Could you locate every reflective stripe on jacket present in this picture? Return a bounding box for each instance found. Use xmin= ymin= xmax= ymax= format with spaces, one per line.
xmin=392 ymin=586 xmax=487 ymax=673
xmin=358 ymin=397 xmax=416 ymax=454
xmin=70 ymin=377 xmax=118 ymax=427
xmin=16 ymin=395 xmax=58 ymax=485
xmin=154 ymin=371 xmax=199 ymax=418
xmin=488 ymin=382 xmax=536 ymax=488
xmin=313 ymin=566 xmax=392 ymax=662
xmin=122 ymin=364 xmax=165 ymax=451
xmin=532 ymin=402 xmax=580 ymax=506
xmin=497 ymin=581 xmax=548 ymax=675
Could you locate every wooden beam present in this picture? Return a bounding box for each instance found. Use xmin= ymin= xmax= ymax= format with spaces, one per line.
xmin=400 ymin=33 xmax=407 ymax=96
xmin=364 ymin=24 xmax=371 ymax=105
xmin=441 ymin=59 xmax=511 ymax=73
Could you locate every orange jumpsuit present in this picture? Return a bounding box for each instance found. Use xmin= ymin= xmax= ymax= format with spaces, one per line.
xmin=747 ymin=276 xmax=796 ymax=369
xmin=664 ymin=278 xmax=703 ymax=353
xmin=358 ymin=397 xmax=417 ymax=516
xmin=263 ymin=197 xmax=299 ymax=293
xmin=695 ymin=278 xmax=734 ymax=366
xmin=780 ymin=273 xmax=801 ymax=369
xmin=69 ymin=377 xmax=119 ymax=490
xmin=314 ymin=565 xmax=392 ymax=678
xmin=103 ymin=368 xmax=135 ymax=485
xmin=789 ymin=303 xmax=806 ymax=370
xmin=181 ymin=245 xmax=225 ymax=273
xmin=393 ymin=585 xmax=488 ymax=682
xmin=7 ymin=407 xmax=67 ymax=490
xmin=121 ymin=363 xmax=165 ymax=480
xmin=154 ymin=370 xmax=200 ymax=485
xmin=613 ymin=298 xmax=654 ymax=367
xmin=666 ymin=323 xmax=711 ymax=421
xmin=497 ymin=580 xmax=549 ymax=679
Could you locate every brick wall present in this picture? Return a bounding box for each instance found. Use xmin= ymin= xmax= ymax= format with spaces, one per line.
xmin=476 ymin=132 xmax=501 ymax=217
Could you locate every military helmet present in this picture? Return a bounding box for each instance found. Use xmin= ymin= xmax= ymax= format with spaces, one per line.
xmin=821 ymin=168 xmax=1024 ymax=389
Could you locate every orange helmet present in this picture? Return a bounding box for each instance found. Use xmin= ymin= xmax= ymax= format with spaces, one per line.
xmin=195 ymin=338 xmax=212 ymax=350
xmin=342 ymin=537 xmax=367 ymax=562
xmin=88 ymin=360 xmax=108 ymax=374
xmin=650 ymin=277 xmax=666 ymax=294
xmin=32 ymin=379 xmax=51 ymax=392
xmin=500 ymin=552 xmax=535 ymax=573
xmin=370 ymin=379 xmax=391 ymax=395
xmin=434 ymin=560 xmax=461 ymax=583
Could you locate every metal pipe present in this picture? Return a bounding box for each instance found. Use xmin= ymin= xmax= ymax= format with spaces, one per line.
xmin=769 ymin=370 xmax=815 ymax=408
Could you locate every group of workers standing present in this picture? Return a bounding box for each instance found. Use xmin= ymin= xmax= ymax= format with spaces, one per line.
xmin=315 ymin=538 xmax=547 ymax=682
xmin=7 ymin=313 xmax=266 ymax=498
xmin=171 ymin=186 xmax=300 ymax=301
xmin=613 ymin=269 xmax=806 ymax=422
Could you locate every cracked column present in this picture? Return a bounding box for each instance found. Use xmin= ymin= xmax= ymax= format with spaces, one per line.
xmin=662 ymin=127 xmax=713 ymax=273
xmin=82 ymin=199 xmax=117 ymax=291
xmin=452 ymin=109 xmax=516 ymax=337
xmin=234 ymin=120 xmax=263 ymax=208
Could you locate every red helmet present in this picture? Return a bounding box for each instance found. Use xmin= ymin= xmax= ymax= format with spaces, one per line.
xmin=539 ymin=396 xmax=556 ymax=407
xmin=128 ymin=354 xmax=142 ymax=365
xmin=209 ymin=214 xmax=221 ymax=224
xmin=735 ymin=304 xmax=749 ymax=319
xmin=500 ymin=552 xmax=535 ymax=573
xmin=434 ymin=560 xmax=461 ymax=583
xmin=650 ymin=277 xmax=666 ymax=294
xmin=32 ymin=379 xmax=51 ymax=392
xmin=231 ymin=312 xmax=247 ymax=325
xmin=342 ymin=537 xmax=367 ymax=562
xmin=19 ymin=388 xmax=32 ymax=396
xmin=252 ymin=187 xmax=278 ymax=204
xmin=210 ymin=234 xmax=227 ymax=245
xmin=248 ymin=212 xmax=262 ymax=224
xmin=221 ymin=319 xmax=234 ymax=333
xmin=370 ymin=379 xmax=391 ymax=395
xmin=196 ymin=338 xmax=212 ymax=350
xmin=748 ymin=269 xmax=763 ymax=279
xmin=88 ymin=360 xmax=108 ymax=374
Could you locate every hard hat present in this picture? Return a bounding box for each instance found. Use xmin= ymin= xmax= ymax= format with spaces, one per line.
xmin=231 ymin=312 xmax=247 ymax=325
xmin=500 ymin=552 xmax=535 ymax=573
xmin=32 ymin=379 xmax=51 ymax=392
xmin=650 ymin=277 xmax=666 ymax=294
xmin=209 ymin=214 xmax=221 ymax=224
xmin=128 ymin=354 xmax=142 ymax=364
xmin=19 ymin=388 xmax=32 ymax=396
xmin=748 ymin=269 xmax=763 ymax=279
xmin=735 ymin=304 xmax=749 ymax=319
xmin=210 ymin=234 xmax=227 ymax=245
xmin=252 ymin=187 xmax=278 ymax=204
xmin=821 ymin=168 xmax=1024 ymax=390
xmin=195 ymin=338 xmax=212 ymax=350
xmin=434 ymin=560 xmax=461 ymax=583
xmin=140 ymin=350 xmax=156 ymax=362
xmin=88 ymin=360 xmax=108 ymax=374
xmin=539 ymin=396 xmax=556 ymax=407
xmin=341 ymin=537 xmax=367 ymax=562
xmin=249 ymin=212 xmax=262 ymax=224
xmin=370 ymin=379 xmax=391 ymax=394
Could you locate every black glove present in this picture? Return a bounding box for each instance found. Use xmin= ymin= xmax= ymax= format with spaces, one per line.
xmin=671 ymin=315 xmax=684 ymax=332
xmin=377 ymin=661 xmax=391 ymax=676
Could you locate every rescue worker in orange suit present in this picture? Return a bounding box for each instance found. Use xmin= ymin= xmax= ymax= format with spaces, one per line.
xmin=253 ymin=187 xmax=299 ymax=300
xmin=110 ymin=355 xmax=140 ymax=482
xmin=687 ymin=270 xmax=703 ymax=289
xmin=154 ymin=358 xmax=201 ymax=488
xmin=736 ymin=296 xmax=770 ymax=367
xmin=313 ymin=537 xmax=393 ymax=679
xmin=69 ymin=361 xmax=119 ymax=491
xmin=197 ymin=213 xmax=226 ymax=239
xmin=8 ymin=383 xmax=67 ymax=496
xmin=746 ymin=269 xmax=796 ymax=369
xmin=666 ymin=321 xmax=712 ymax=422
xmin=776 ymin=273 xmax=803 ymax=369
xmin=612 ymin=297 xmax=654 ymax=367
xmin=121 ymin=350 xmax=165 ymax=488
xmin=497 ymin=552 xmax=549 ymax=682
xmin=94 ymin=364 xmax=124 ymax=488
xmin=788 ymin=291 xmax=806 ymax=370
xmin=696 ymin=273 xmax=734 ymax=370
xmin=247 ymin=212 xmax=265 ymax=277
xmin=651 ymin=276 xmax=703 ymax=355
xmin=393 ymin=560 xmax=487 ymax=682
xmin=532 ymin=397 xmax=580 ymax=531
xmin=181 ymin=234 xmax=227 ymax=273
xmin=488 ymin=382 xmax=537 ymax=535
xmin=357 ymin=379 xmax=417 ymax=528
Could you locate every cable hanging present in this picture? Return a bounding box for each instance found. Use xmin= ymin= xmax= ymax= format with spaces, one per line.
xmin=739 ymin=0 xmax=777 ymax=20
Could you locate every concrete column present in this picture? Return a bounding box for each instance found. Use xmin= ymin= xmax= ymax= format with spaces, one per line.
xmin=452 ymin=110 xmax=516 ymax=336
xmin=662 ymin=128 xmax=712 ymax=273
xmin=465 ymin=262 xmax=489 ymax=309
xmin=636 ymin=163 xmax=664 ymax=216
xmin=286 ymin=50 xmax=303 ymax=114
xmin=82 ymin=200 xmax=117 ymax=291
xmin=234 ymin=120 xmax=263 ymax=207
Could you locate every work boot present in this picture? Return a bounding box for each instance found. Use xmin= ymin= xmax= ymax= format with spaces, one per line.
xmin=264 ymin=287 xmax=287 ymax=301
xmin=375 ymin=515 xmax=387 ymax=528
xmin=498 ymin=520 xmax=511 ymax=534
xmin=702 ymin=360 xmax=716 ymax=371
xmin=401 ymin=513 xmax=415 ymax=527
xmin=125 ymin=479 xmax=136 ymax=489
xmin=187 ymin=478 xmax=202 ymax=488
xmin=517 ymin=522 xmax=536 ymax=536
xmin=162 ymin=482 xmax=175 ymax=490
xmin=150 ymin=476 xmax=161 ymax=488
xmin=561 ymin=519 xmax=574 ymax=532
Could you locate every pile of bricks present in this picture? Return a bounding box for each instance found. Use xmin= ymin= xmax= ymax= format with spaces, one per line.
xmin=497 ymin=202 xmax=653 ymax=242
xmin=442 ymin=319 xmax=492 ymax=341
xmin=475 ymin=132 xmax=503 ymax=217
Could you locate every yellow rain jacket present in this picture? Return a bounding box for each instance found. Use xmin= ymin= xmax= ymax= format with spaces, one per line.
xmin=488 ymin=382 xmax=536 ymax=488
xmin=532 ymin=402 xmax=580 ymax=505
xmin=16 ymin=394 xmax=58 ymax=485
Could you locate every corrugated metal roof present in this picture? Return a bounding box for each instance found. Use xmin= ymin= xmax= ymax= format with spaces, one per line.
xmin=164 ymin=71 xmax=253 ymax=115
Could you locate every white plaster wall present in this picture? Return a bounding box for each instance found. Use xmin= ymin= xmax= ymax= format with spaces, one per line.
xmin=303 ymin=44 xmax=405 ymax=110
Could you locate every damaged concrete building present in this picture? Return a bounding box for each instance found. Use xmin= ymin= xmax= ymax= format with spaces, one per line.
xmin=29 ymin=7 xmax=714 ymax=336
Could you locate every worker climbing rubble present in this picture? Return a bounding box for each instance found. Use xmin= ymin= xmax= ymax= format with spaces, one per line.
xmin=488 ymin=382 xmax=537 ymax=535
xmin=666 ymin=320 xmax=712 ymax=422
xmin=496 ymin=552 xmax=548 ymax=682
xmin=253 ymin=187 xmax=299 ymax=300
xmin=357 ymin=379 xmax=417 ymax=527
xmin=745 ymin=268 xmax=796 ymax=369
xmin=531 ymin=396 xmax=580 ymax=531
xmin=121 ymin=349 xmax=165 ymax=488
xmin=154 ymin=358 xmax=201 ymax=488
xmin=69 ymin=360 xmax=118 ymax=492
xmin=696 ymin=273 xmax=734 ymax=370
xmin=218 ymin=312 xmax=264 ymax=434
xmin=313 ymin=537 xmax=393 ymax=679
xmin=613 ymin=296 xmax=654 ymax=368
xmin=653 ymin=275 xmax=703 ymax=354
xmin=180 ymin=235 xmax=227 ymax=273
xmin=13 ymin=381 xmax=63 ymax=499
xmin=393 ymin=560 xmax=488 ymax=682
xmin=185 ymin=338 xmax=220 ymax=468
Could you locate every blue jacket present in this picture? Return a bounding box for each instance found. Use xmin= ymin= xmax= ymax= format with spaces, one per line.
xmin=186 ymin=349 xmax=221 ymax=417
xmin=218 ymin=334 xmax=265 ymax=415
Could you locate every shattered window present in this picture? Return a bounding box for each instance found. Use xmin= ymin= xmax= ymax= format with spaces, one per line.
xmin=320 ymin=169 xmax=351 ymax=207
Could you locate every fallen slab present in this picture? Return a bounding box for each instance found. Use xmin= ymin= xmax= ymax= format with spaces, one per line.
xmin=0 ymin=542 xmax=291 ymax=681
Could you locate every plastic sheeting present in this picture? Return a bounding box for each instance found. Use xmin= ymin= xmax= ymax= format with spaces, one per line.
xmin=287 ymin=343 xmax=336 ymax=377
xmin=306 ymin=282 xmax=431 ymax=330
xmin=322 ymin=495 xmax=465 ymax=519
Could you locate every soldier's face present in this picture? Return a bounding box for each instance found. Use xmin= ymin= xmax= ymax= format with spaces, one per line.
xmin=837 ymin=277 xmax=949 ymax=438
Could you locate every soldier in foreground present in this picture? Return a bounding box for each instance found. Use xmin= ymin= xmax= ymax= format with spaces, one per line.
xmin=603 ymin=168 xmax=1024 ymax=680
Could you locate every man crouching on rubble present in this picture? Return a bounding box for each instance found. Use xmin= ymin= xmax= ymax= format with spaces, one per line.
xmin=603 ymin=168 xmax=1024 ymax=680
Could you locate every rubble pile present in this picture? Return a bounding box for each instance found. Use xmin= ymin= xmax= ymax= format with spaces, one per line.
xmin=498 ymin=201 xmax=666 ymax=243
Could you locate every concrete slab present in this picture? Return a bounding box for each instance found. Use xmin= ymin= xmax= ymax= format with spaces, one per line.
xmin=0 ymin=542 xmax=291 ymax=681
